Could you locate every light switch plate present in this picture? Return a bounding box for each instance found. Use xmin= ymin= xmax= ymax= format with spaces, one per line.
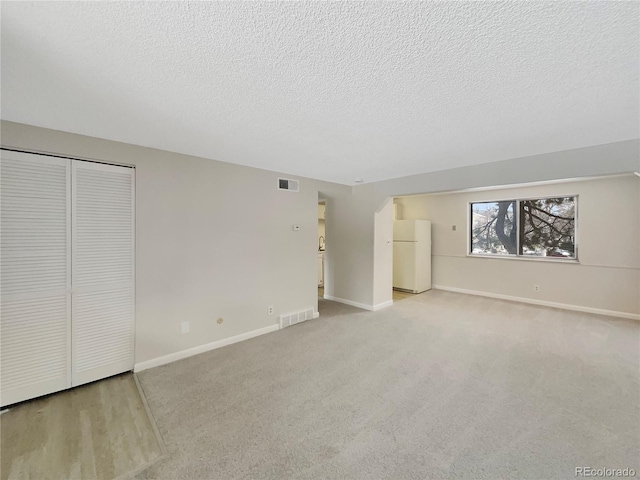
xmin=181 ymin=321 xmax=190 ymax=334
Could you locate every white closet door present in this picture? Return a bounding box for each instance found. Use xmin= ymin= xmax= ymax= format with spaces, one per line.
xmin=1 ymin=151 xmax=71 ymax=407
xmin=72 ymin=161 xmax=134 ymax=386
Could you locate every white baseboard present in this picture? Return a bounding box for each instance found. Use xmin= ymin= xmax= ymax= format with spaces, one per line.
xmin=433 ymin=285 xmax=640 ymax=321
xmin=324 ymin=295 xmax=373 ymax=311
xmin=323 ymin=296 xmax=395 ymax=312
xmin=134 ymin=324 xmax=280 ymax=372
xmin=373 ymin=300 xmax=394 ymax=311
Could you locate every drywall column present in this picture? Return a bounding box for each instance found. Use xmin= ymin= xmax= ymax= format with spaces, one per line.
xmin=373 ymin=198 xmax=394 ymax=309
xmin=323 ymin=185 xmax=393 ymax=310
xmin=322 ymin=190 xmax=375 ymax=307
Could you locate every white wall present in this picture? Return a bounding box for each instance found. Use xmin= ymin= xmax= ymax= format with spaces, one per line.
xmin=322 ymin=191 xmax=372 ymax=305
xmin=3 ymin=120 xmax=638 ymax=338
xmin=321 ymin=188 xmax=392 ymax=311
xmin=396 ymin=175 xmax=640 ymax=316
xmin=373 ymin=198 xmax=394 ymax=309
xmin=1 ymin=121 xmax=350 ymax=366
xmin=360 ymin=140 xmax=639 ymax=310
xmin=372 ymin=140 xmax=640 ymax=197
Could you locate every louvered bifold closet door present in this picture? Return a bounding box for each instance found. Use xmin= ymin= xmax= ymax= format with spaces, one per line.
xmin=0 ymin=151 xmax=71 ymax=407
xmin=72 ymin=161 xmax=134 ymax=386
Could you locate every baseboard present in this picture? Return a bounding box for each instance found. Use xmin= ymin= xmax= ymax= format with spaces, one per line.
xmin=313 ymin=312 xmax=320 ymax=319
xmin=373 ymin=300 xmax=394 ymax=311
xmin=134 ymin=324 xmax=280 ymax=372
xmin=323 ymin=296 xmax=393 ymax=312
xmin=324 ymin=295 xmax=374 ymax=311
xmin=433 ymin=285 xmax=640 ymax=320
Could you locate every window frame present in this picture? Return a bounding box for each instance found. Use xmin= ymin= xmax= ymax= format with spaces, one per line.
xmin=467 ymin=194 xmax=579 ymax=262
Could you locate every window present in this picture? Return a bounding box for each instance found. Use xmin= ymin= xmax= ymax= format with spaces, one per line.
xmin=470 ymin=196 xmax=576 ymax=259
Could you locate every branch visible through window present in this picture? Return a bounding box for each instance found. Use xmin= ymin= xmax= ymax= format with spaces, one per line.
xmin=470 ymin=196 xmax=576 ymax=259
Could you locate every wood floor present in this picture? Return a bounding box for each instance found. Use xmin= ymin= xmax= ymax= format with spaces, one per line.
xmin=0 ymin=373 xmax=163 ymax=480
xmin=392 ymin=289 xmax=414 ymax=302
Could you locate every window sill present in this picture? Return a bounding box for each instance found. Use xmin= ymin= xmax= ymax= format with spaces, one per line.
xmin=467 ymin=254 xmax=579 ymax=264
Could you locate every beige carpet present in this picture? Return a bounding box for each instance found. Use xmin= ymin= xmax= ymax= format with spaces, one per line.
xmin=136 ymin=291 xmax=640 ymax=479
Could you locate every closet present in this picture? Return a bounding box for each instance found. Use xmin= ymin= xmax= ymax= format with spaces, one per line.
xmin=1 ymin=150 xmax=135 ymax=407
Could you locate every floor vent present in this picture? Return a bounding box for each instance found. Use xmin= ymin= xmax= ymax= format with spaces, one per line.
xmin=279 ymin=307 xmax=316 ymax=329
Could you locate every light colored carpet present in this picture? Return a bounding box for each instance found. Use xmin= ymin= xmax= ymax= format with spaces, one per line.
xmin=136 ymin=291 xmax=640 ymax=479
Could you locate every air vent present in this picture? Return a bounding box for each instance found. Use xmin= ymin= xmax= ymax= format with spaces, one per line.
xmin=279 ymin=307 xmax=317 ymax=329
xmin=278 ymin=178 xmax=299 ymax=192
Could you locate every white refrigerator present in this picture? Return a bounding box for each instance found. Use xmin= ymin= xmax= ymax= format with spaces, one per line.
xmin=393 ymin=220 xmax=432 ymax=293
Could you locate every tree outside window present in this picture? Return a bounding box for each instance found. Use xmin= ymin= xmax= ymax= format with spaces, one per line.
xmin=471 ymin=196 xmax=576 ymax=259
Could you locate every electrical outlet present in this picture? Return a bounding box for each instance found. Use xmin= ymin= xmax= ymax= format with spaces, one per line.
xmin=534 ymin=285 xmax=540 ymax=292
xmin=292 ymin=225 xmax=301 ymax=231
xmin=181 ymin=321 xmax=190 ymax=334
xmin=268 ymin=305 xmax=274 ymax=315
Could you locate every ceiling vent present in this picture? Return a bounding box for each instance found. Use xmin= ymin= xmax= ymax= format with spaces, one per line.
xmin=278 ymin=178 xmax=299 ymax=192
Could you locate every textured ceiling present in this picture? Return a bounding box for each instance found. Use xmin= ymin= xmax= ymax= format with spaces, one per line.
xmin=1 ymin=1 xmax=638 ymax=185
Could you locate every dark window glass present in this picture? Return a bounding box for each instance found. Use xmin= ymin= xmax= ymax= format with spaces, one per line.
xmin=519 ymin=197 xmax=576 ymax=258
xmin=470 ymin=200 xmax=517 ymax=255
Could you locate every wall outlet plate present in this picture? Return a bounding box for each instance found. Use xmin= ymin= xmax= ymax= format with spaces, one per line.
xmin=268 ymin=306 xmax=274 ymax=315
xmin=181 ymin=321 xmax=190 ymax=334
xmin=292 ymin=225 xmax=301 ymax=231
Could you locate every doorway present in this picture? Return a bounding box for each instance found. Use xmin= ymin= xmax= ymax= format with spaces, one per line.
xmin=391 ymin=197 xmax=432 ymax=303
xmin=317 ymin=200 xmax=326 ymax=299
